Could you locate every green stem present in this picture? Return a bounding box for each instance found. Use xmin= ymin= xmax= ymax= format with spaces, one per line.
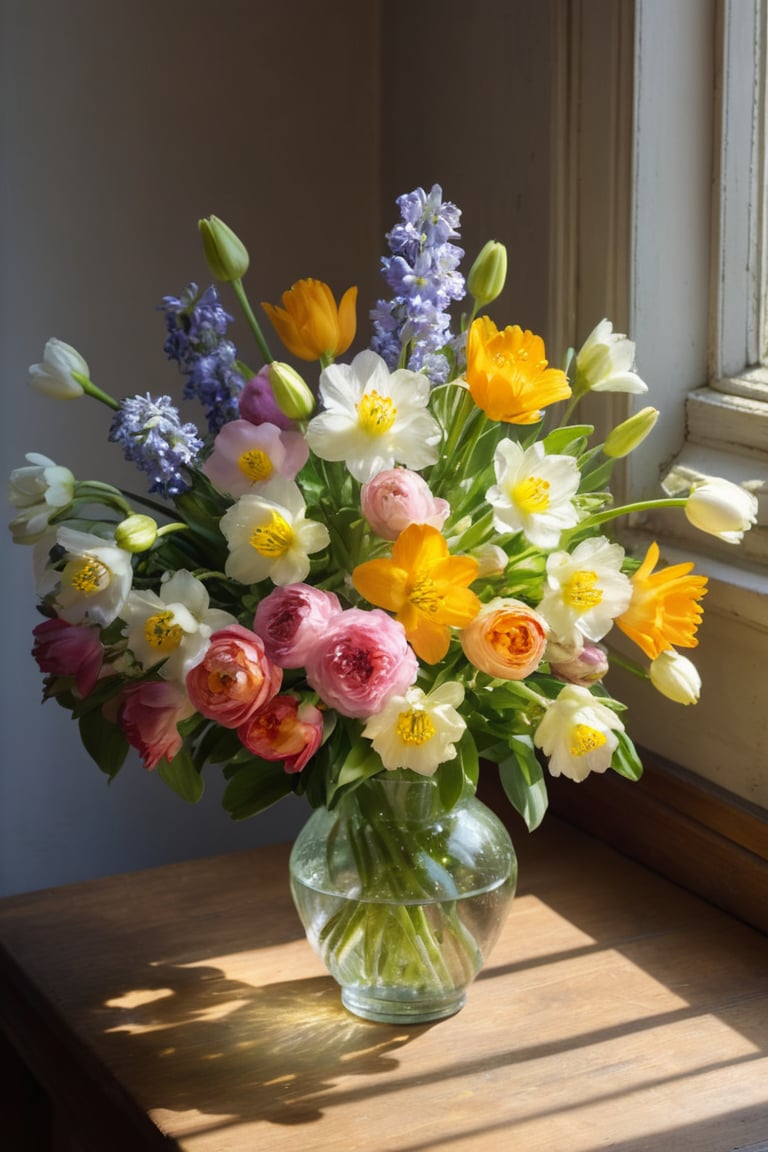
xmin=70 ymin=372 xmax=120 ymax=411
xmin=155 ymin=522 xmax=189 ymax=540
xmin=580 ymin=496 xmax=687 ymax=531
xmin=231 ymin=277 xmax=273 ymax=365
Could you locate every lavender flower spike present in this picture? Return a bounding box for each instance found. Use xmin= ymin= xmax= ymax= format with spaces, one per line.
xmin=109 ymin=393 xmax=204 ymax=498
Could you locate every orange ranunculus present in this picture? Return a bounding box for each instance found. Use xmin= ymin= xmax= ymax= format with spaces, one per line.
xmin=465 ymin=316 xmax=571 ymax=424
xmin=460 ymin=597 xmax=548 ymax=680
xmin=262 ymin=278 xmax=357 ymax=362
xmin=351 ymin=523 xmax=481 ymax=665
xmin=615 ymin=541 xmax=708 ymax=660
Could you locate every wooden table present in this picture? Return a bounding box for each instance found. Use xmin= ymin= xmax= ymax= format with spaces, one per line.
xmin=2 ymin=818 xmax=768 ymax=1152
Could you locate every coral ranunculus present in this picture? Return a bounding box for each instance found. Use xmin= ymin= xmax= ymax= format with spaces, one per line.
xmin=465 ymin=316 xmax=571 ymax=424
xmin=460 ymin=598 xmax=548 ymax=681
xmin=238 ymin=696 xmax=324 ymax=773
xmin=262 ymin=278 xmax=357 ymax=362
xmin=185 ymin=624 xmax=282 ymax=727
xmin=615 ymin=541 xmax=708 ymax=660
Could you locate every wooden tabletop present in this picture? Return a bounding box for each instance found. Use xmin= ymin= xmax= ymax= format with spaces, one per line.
xmin=1 ymin=817 xmax=768 ymax=1152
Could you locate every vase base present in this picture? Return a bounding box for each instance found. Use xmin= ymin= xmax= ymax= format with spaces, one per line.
xmin=341 ymin=985 xmax=467 ymax=1025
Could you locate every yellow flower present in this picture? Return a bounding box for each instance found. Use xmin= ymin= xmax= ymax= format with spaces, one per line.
xmin=352 ymin=524 xmax=481 ymax=664
xmin=261 ymin=278 xmax=357 ymax=362
xmin=465 ymin=316 xmax=571 ymax=424
xmin=615 ymin=541 xmax=708 ymax=660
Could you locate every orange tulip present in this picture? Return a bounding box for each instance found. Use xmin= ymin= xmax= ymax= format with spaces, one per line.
xmin=615 ymin=541 xmax=708 ymax=660
xmin=262 ymin=278 xmax=357 ymax=362
xmin=465 ymin=316 xmax=571 ymax=424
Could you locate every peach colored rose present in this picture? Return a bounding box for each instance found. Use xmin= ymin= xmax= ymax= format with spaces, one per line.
xmin=185 ymin=624 xmax=282 ymax=728
xmin=460 ymin=597 xmax=548 ymax=680
xmin=238 ymin=696 xmax=323 ymax=773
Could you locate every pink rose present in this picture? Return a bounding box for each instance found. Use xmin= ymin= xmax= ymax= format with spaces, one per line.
xmin=32 ymin=617 xmax=104 ymax=698
xmin=185 ymin=624 xmax=282 ymax=728
xmin=361 ymin=468 xmax=450 ymax=541
xmin=305 ymin=608 xmax=418 ymax=719
xmin=239 ymin=366 xmax=296 ymax=430
xmin=120 ymin=680 xmax=195 ymax=771
xmin=238 ymin=696 xmax=324 ymax=773
xmin=461 ymin=598 xmax=548 ymax=680
xmin=253 ymin=583 xmax=342 ymax=668
xmin=202 ymin=418 xmax=308 ymax=497
xmin=551 ymin=643 xmax=609 ymax=686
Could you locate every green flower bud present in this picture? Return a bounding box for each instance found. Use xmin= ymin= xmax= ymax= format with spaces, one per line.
xmin=269 ymin=361 xmax=316 ymax=421
xmin=198 ymin=215 xmax=249 ymax=282
xmin=115 ymin=514 xmax=158 ymax=553
xmin=603 ymin=406 xmax=659 ymax=458
xmin=467 ymin=240 xmax=508 ymax=307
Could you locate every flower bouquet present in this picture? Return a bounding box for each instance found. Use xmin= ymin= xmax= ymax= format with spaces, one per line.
xmin=10 ymin=185 xmax=757 ymax=1021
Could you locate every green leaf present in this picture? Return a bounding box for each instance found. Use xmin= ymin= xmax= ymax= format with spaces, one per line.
xmin=78 ymin=710 xmax=129 ymax=780
xmin=611 ymin=731 xmax=644 ymax=781
xmin=222 ymin=759 xmax=296 ymax=820
xmin=542 ymin=424 xmax=594 ymax=455
xmin=457 ymin=729 xmax=480 ymax=790
xmin=436 ymin=752 xmax=465 ymax=811
xmin=498 ymin=738 xmax=549 ymax=831
xmin=157 ymin=745 xmax=204 ymax=803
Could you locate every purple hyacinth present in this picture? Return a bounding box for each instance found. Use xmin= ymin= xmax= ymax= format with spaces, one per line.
xmin=370 ymin=185 xmax=466 ymax=383
xmin=109 ymin=393 xmax=204 ymax=498
xmin=161 ymin=283 xmax=243 ymax=434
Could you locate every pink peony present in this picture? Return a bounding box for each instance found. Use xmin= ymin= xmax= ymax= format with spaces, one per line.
xmin=202 ymin=418 xmax=308 ymax=497
xmin=32 ymin=617 xmax=104 ymax=698
xmin=361 ymin=467 xmax=450 ymax=541
xmin=120 ymin=680 xmax=195 ymax=771
xmin=305 ymin=607 xmax=418 ymax=719
xmin=253 ymin=583 xmax=342 ymax=668
xmin=238 ymin=365 xmax=296 ymax=429
xmin=185 ymin=624 xmax=282 ymax=728
xmin=238 ymin=696 xmax=324 ymax=773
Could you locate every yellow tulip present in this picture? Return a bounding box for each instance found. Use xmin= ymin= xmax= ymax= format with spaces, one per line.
xmin=262 ymin=278 xmax=357 ymax=362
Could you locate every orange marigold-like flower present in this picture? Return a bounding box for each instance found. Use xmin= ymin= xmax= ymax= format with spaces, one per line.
xmin=465 ymin=316 xmax=571 ymax=424
xmin=615 ymin=541 xmax=708 ymax=660
xmin=262 ymin=278 xmax=357 ymax=362
xmin=351 ymin=524 xmax=481 ymax=664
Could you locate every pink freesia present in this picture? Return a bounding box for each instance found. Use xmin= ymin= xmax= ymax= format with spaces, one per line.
xmin=238 ymin=696 xmax=324 ymax=773
xmin=361 ymin=467 xmax=450 ymax=541
xmin=120 ymin=680 xmax=195 ymax=771
xmin=32 ymin=617 xmax=104 ymax=698
xmin=202 ymin=419 xmax=308 ymax=497
xmin=239 ymin=365 xmax=295 ymax=429
xmin=305 ymin=607 xmax=418 ymax=719
xmin=185 ymin=624 xmax=282 ymax=728
xmin=253 ymin=583 xmax=342 ymax=668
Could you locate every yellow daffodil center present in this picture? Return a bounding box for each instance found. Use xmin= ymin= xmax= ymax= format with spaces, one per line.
xmin=250 ymin=511 xmax=294 ymax=557
xmin=144 ymin=610 xmax=183 ymax=653
xmin=569 ymin=724 xmax=608 ymax=757
xmin=63 ymin=556 xmax=111 ymax=595
xmin=357 ymin=391 xmax=397 ymax=436
xmin=396 ymin=708 xmax=435 ymax=746
xmin=563 ymin=570 xmax=603 ymax=609
xmin=512 ymin=475 xmax=551 ymax=513
xmin=238 ymin=449 xmax=274 ymax=483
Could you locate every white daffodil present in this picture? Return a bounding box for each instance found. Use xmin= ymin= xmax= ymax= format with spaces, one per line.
xmin=572 ymin=319 xmax=647 ymax=397
xmin=306 ymin=349 xmax=441 ymax=483
xmin=533 ymin=683 xmax=625 ymax=781
xmin=486 ymin=439 xmax=581 ymax=549
xmin=537 ymin=536 xmax=632 ymax=647
xmin=684 ymin=477 xmax=759 ymax=544
xmin=122 ymin=569 xmax=236 ymax=683
xmin=29 ymin=339 xmax=89 ymax=399
xmin=362 ymin=681 xmax=466 ymax=776
xmin=42 ymin=526 xmax=133 ymax=626
xmin=649 ymin=649 xmax=701 ymax=705
xmin=220 ymin=476 xmax=330 ymax=586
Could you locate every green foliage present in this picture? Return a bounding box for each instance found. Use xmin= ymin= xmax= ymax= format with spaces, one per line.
xmin=78 ymin=710 xmax=129 ymax=780
xmin=158 ymin=745 xmax=204 ymax=803
xmin=222 ymin=758 xmax=298 ymax=819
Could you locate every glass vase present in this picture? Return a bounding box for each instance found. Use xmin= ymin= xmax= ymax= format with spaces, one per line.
xmin=289 ymin=773 xmax=517 ymax=1024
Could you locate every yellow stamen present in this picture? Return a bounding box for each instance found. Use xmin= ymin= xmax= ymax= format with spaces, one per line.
xmin=569 ymin=724 xmax=608 ymax=757
xmin=238 ymin=449 xmax=273 ymax=483
xmin=512 ymin=475 xmax=551 ymax=514
xmin=357 ymin=391 xmax=397 ymax=436
xmin=144 ymin=611 xmax=183 ymax=653
xmin=562 ymin=570 xmax=603 ymax=609
xmin=249 ymin=510 xmax=294 ymax=557
xmin=396 ymin=708 xmax=435 ymax=746
xmin=63 ymin=556 xmax=111 ymax=596
xmin=409 ymin=573 xmax=440 ymax=615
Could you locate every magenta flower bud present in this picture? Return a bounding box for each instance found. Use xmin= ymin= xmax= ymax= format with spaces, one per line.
xmin=551 ymin=643 xmax=609 ymax=686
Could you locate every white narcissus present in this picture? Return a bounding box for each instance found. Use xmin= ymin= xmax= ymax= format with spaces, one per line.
xmin=486 ymin=439 xmax=581 ymax=549
xmin=573 ymin=319 xmax=647 ymax=397
xmin=306 ymin=350 xmax=441 ymax=483
xmin=8 ymin=453 xmax=76 ymax=544
xmin=362 ymin=682 xmax=466 ymax=775
xmin=536 ymin=536 xmax=633 ymax=648
xmin=684 ymin=477 xmax=759 ymax=544
xmin=41 ymin=526 xmax=133 ymax=627
xmin=534 ymin=683 xmax=625 ymax=781
xmin=29 ymin=339 xmax=89 ymax=399
xmin=122 ymin=570 xmax=237 ymax=684
xmin=220 ymin=476 xmax=330 ymax=586
xmin=649 ymin=649 xmax=701 ymax=705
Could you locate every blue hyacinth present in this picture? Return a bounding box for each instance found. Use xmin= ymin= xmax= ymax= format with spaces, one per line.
xmin=109 ymin=393 xmax=204 ymax=497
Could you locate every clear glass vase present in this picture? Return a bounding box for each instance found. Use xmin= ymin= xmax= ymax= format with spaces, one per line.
xmin=289 ymin=773 xmax=517 ymax=1024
